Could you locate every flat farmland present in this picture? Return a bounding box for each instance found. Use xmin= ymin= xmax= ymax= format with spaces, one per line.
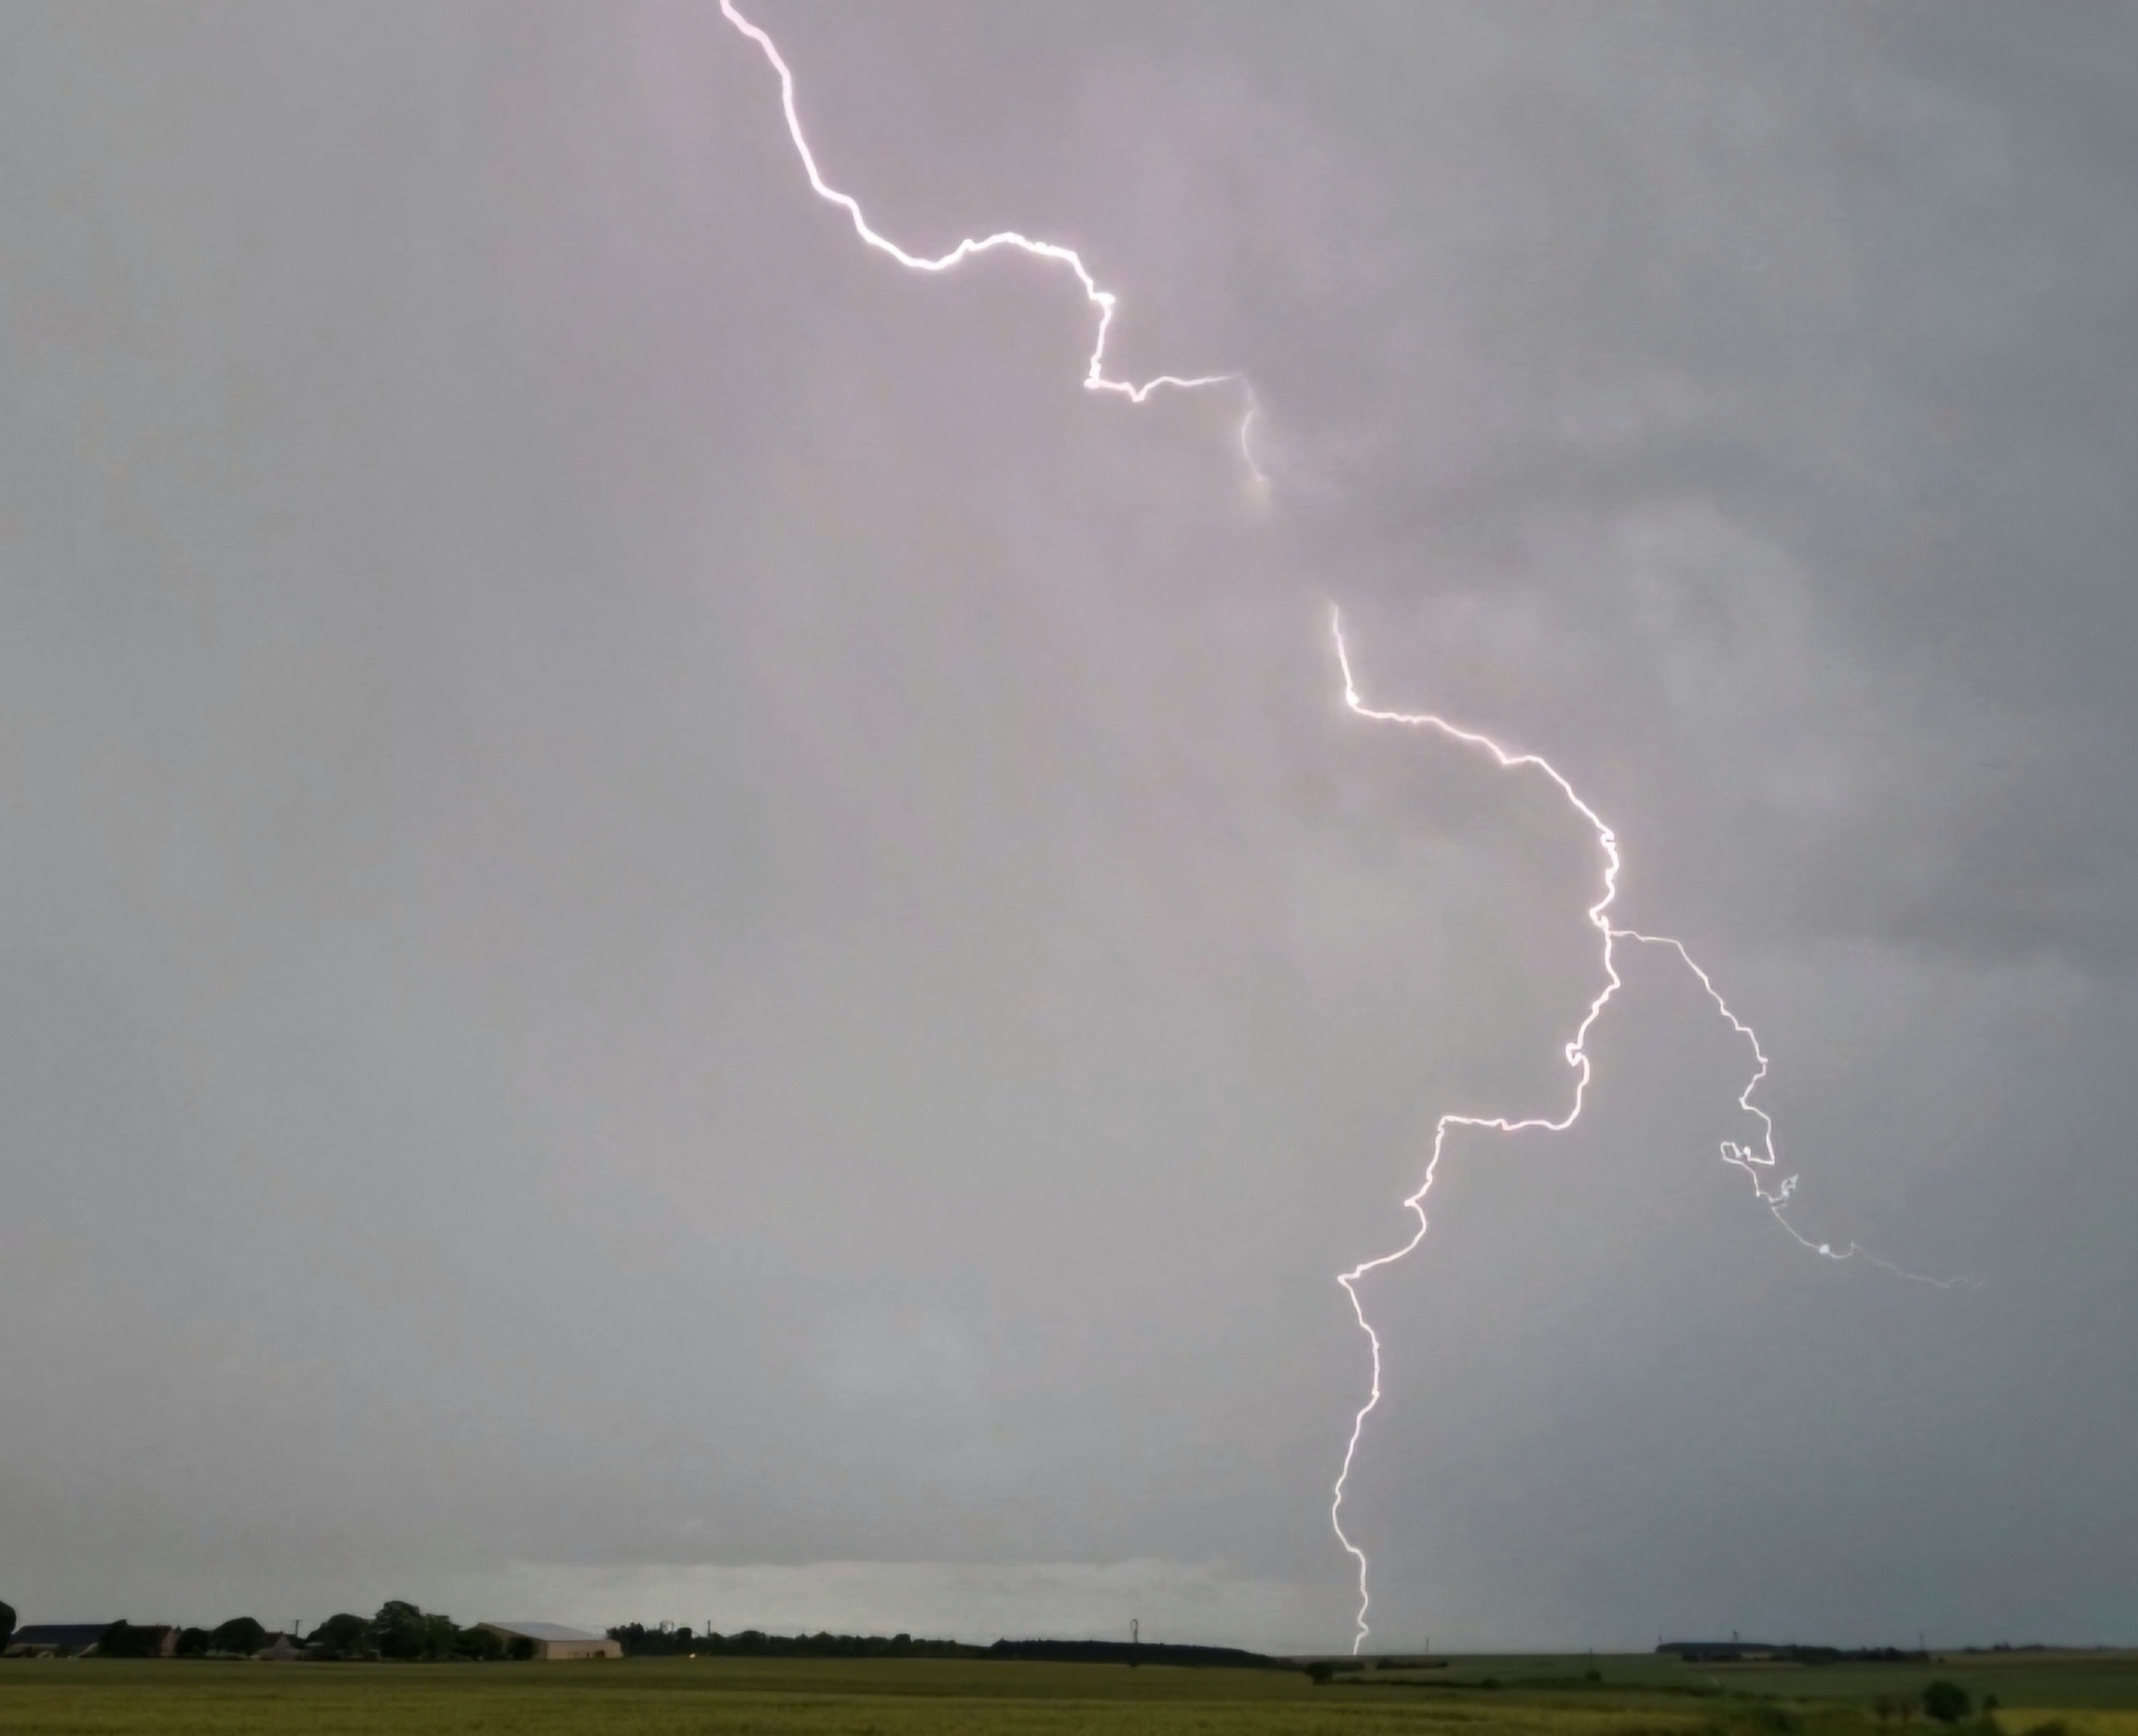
xmin=1364 ymin=1653 xmax=2138 ymax=1711
xmin=2 ymin=1653 xmax=2134 ymax=1736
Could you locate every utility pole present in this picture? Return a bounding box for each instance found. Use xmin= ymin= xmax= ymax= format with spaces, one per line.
xmin=1131 ymin=1619 xmax=1139 ymax=1646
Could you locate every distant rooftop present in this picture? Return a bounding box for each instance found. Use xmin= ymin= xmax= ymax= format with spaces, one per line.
xmin=8 ymin=1625 xmax=116 ymax=1649
xmin=480 ymin=1622 xmax=606 ymax=1644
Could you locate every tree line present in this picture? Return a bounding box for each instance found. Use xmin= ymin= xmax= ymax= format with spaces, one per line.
xmin=604 ymin=1625 xmax=972 ymax=1659
xmin=0 ymin=1602 xmax=540 ymax=1661
xmin=305 ymin=1603 xmax=537 ymax=1661
xmin=8 ymin=1602 xmax=1285 ymax=1673
xmin=602 ymin=1626 xmax=1286 ymax=1669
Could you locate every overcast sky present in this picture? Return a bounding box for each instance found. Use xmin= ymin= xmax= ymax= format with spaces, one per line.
xmin=2 ymin=1 xmax=2134 ymax=1653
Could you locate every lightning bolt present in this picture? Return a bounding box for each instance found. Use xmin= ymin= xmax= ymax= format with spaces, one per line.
xmin=717 ymin=0 xmax=1966 ymax=1660
xmin=718 ymin=0 xmax=1265 ymax=488
xmin=1328 ymin=613 xmax=1968 ymax=1653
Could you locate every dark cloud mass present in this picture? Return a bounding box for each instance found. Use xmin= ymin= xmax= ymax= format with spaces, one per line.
xmin=0 ymin=2 xmax=2133 ymax=1650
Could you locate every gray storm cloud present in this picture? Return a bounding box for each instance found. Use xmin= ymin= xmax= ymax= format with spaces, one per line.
xmin=0 ymin=1 xmax=2132 ymax=1650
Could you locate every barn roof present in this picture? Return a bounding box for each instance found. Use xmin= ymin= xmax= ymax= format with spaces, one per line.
xmin=10 ymin=1625 xmax=117 ymax=1648
xmin=479 ymin=1622 xmax=606 ymax=1644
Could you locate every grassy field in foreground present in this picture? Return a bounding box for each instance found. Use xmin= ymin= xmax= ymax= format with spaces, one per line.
xmin=1354 ymin=1653 xmax=2138 ymax=1711
xmin=2 ymin=1653 xmax=2134 ymax=1736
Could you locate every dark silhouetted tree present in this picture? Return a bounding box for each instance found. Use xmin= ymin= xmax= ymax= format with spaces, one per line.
xmin=372 ymin=1601 xmax=457 ymax=1661
xmin=1924 ymin=1681 xmax=1974 ymax=1724
xmin=98 ymin=1622 xmax=168 ymax=1659
xmin=211 ymin=1618 xmax=268 ymax=1656
xmin=308 ymin=1613 xmax=374 ymax=1659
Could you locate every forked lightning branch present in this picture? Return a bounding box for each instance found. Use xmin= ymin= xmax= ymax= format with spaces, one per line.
xmin=717 ymin=0 xmax=1955 ymax=1656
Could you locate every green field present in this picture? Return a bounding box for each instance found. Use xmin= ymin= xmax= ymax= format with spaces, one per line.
xmin=3 ymin=1652 xmax=2134 ymax=1736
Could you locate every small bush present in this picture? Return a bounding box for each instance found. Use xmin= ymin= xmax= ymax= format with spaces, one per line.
xmin=1923 ymin=1681 xmax=1973 ymax=1725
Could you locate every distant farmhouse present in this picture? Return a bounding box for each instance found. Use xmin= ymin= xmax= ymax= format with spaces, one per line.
xmin=473 ymin=1622 xmax=620 ymax=1661
xmin=5 ymin=1625 xmax=177 ymax=1659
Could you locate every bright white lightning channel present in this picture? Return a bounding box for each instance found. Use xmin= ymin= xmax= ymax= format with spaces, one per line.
xmin=718 ymin=0 xmax=1960 ymax=1659
xmin=1327 ymin=613 xmax=1964 ymax=1653
xmin=717 ymin=0 xmax=1265 ymax=486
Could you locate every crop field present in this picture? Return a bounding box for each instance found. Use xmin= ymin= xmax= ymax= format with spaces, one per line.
xmin=2 ymin=1652 xmax=2135 ymax=1736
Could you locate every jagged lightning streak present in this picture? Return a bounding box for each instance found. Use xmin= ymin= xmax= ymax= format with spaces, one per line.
xmin=718 ymin=0 xmax=1962 ymax=1661
xmin=1329 ymin=611 xmax=1968 ymax=1653
xmin=718 ymin=0 xmax=1264 ymax=485
xmin=1326 ymin=607 xmax=1630 ymax=1656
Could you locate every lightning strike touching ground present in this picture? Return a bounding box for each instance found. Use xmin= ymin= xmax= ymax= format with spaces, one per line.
xmin=718 ymin=0 xmax=1964 ymax=1659
xmin=1328 ymin=613 xmax=1969 ymax=1653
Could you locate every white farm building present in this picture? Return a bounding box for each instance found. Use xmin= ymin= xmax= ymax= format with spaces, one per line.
xmin=474 ymin=1622 xmax=621 ymax=1661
